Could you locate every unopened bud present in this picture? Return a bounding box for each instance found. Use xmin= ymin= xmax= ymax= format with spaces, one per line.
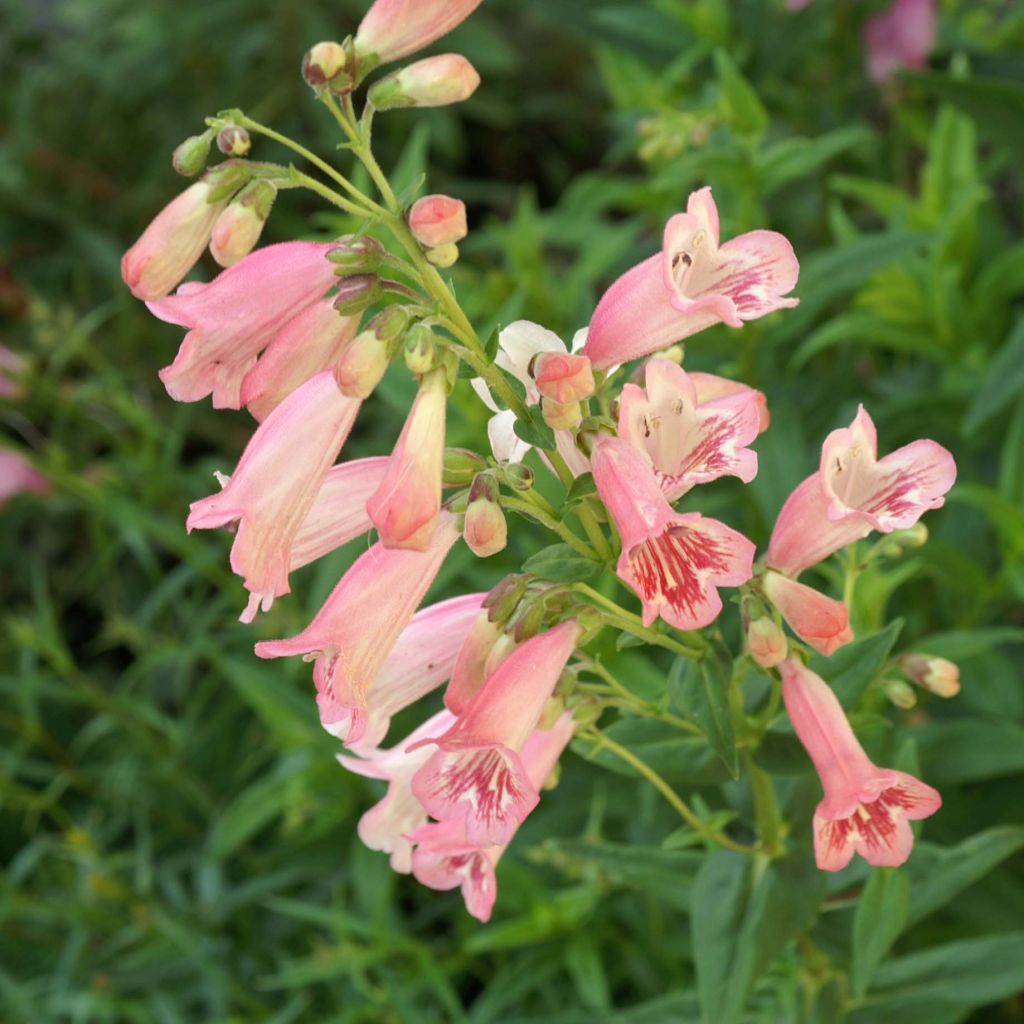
xmin=890 ymin=523 xmax=929 ymax=549
xmin=443 ymin=448 xmax=486 ymax=487
xmin=511 ymin=600 xmax=546 ymax=643
xmin=882 ymin=678 xmax=918 ymax=710
xmin=483 ymin=573 xmax=529 ymax=626
xmin=368 ymin=54 xmax=480 ymax=111
xmin=574 ymin=415 xmax=617 ymax=457
xmin=403 ymin=323 xmax=437 ymax=373
xmin=499 ymin=463 xmax=534 ymax=492
xmin=570 ymin=697 xmax=603 ymax=729
xmin=408 ymin=194 xmax=467 ymax=248
xmin=899 ymin=653 xmax=960 ymax=698
xmin=216 ymin=125 xmax=251 ymax=157
xmin=209 ymin=180 xmax=275 ymax=267
xmin=203 ymin=160 xmax=253 ymax=203
xmin=465 ymin=497 xmax=507 ymax=557
xmin=303 ymin=41 xmax=349 ymax=87
xmin=332 ymin=274 xmax=381 ymax=315
xmin=334 ymin=329 xmax=389 ymax=397
xmin=484 ymin=633 xmax=517 ymax=676
xmin=172 ymin=130 xmax=214 ymax=177
xmin=574 ymin=604 xmax=604 ymax=645
xmin=530 ymin=351 xmax=595 ymax=405
xmin=541 ymin=397 xmax=582 ymax=432
xmin=426 ymin=243 xmax=459 ymax=268
xmin=327 ymin=234 xmax=385 ymax=274
xmin=367 ymin=304 xmax=410 ymax=345
xmin=747 ymin=617 xmax=787 ymax=669
xmin=537 ymin=694 xmax=567 ymax=731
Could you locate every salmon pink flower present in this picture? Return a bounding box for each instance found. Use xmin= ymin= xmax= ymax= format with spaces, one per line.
xmin=763 ymin=571 xmax=853 ymax=657
xmin=370 ymin=55 xmax=481 ymax=110
xmin=617 ymin=358 xmax=760 ymax=500
xmin=322 ymin=592 xmax=485 ymax=749
xmin=255 ymin=512 xmax=459 ymax=747
xmin=209 ymin=181 xmax=276 ymax=268
xmin=688 ymin=370 xmax=770 ymax=433
xmin=781 ymin=658 xmax=941 ymax=870
xmin=592 ymin=435 xmax=755 ymax=630
xmin=354 ymin=0 xmax=484 ymax=64
xmin=409 ymin=620 xmax=581 ymax=847
xmin=240 ymin=300 xmax=360 ymax=422
xmin=408 ymin=195 xmax=468 ymax=249
xmin=148 ymin=241 xmax=337 ymax=408
xmin=0 ymin=449 xmax=49 ymax=507
xmin=367 ymin=367 xmax=447 ymax=550
xmin=336 ymin=710 xmax=458 ymax=873
xmin=410 ymin=713 xmax=576 ymax=921
xmin=445 ymin=610 xmax=503 ymax=715
xmin=583 ymin=187 xmax=798 ymax=369
xmin=122 ymin=180 xmax=229 ymax=300
xmin=531 ymin=352 xmax=595 ymax=405
xmin=864 ymin=0 xmax=936 ymax=84
xmin=188 ymin=371 xmax=360 ymax=622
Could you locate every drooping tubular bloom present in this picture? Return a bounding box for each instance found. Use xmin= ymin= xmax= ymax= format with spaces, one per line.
xmin=336 ymin=710 xmax=458 ymax=873
xmin=255 ymin=512 xmax=459 ymax=747
xmin=591 ymin=435 xmax=755 ymax=631
xmin=411 ymin=713 xmax=576 ymax=922
xmin=409 ymin=620 xmax=581 ymax=847
xmin=763 ymin=571 xmax=853 ymax=657
xmin=617 ymin=357 xmax=760 ymax=500
xmin=354 ymin=0 xmax=484 ymax=64
xmin=187 ymin=371 xmax=360 ymax=623
xmin=321 ymin=592 xmax=485 ymax=750
xmin=148 ymin=241 xmax=337 ymax=408
xmin=864 ymin=0 xmax=936 ymax=84
xmin=240 ymin=300 xmax=360 ymax=422
xmin=121 ymin=181 xmax=230 ymax=301
xmin=781 ymin=659 xmax=941 ymax=870
xmin=367 ymin=367 xmax=447 ymax=550
xmin=583 ymin=187 xmax=799 ymax=369
xmin=767 ymin=405 xmax=956 ymax=577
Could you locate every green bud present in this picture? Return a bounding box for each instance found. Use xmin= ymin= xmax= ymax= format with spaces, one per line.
xmin=403 ymin=322 xmax=437 ymax=374
xmin=216 ymin=125 xmax=251 ymax=157
xmin=172 ymin=130 xmax=214 ymax=177
xmin=327 ymin=234 xmax=385 ymax=274
xmin=366 ymin=304 xmax=410 ymax=344
xmin=426 ymin=242 xmax=459 ymax=268
xmin=499 ymin=463 xmax=534 ymax=492
xmin=443 ymin=448 xmax=487 ymax=488
xmin=483 ymin=574 xmax=530 ymax=626
xmin=332 ymin=274 xmax=381 ymax=315
xmin=203 ymin=160 xmax=253 ymax=203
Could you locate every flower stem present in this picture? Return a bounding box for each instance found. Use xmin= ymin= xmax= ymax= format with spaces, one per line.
xmin=500 ymin=496 xmax=597 ymax=559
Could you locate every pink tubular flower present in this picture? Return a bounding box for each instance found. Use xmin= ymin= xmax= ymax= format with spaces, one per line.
xmin=409 ymin=620 xmax=581 ymax=847
xmin=767 ymin=406 xmax=956 ymax=577
xmin=410 ymin=713 xmax=576 ymax=922
xmin=322 ymin=592 xmax=485 ymax=749
xmin=0 ymin=449 xmax=49 ymax=507
xmin=408 ymin=195 xmax=468 ymax=249
xmin=531 ymin=352 xmax=595 ymax=405
xmin=583 ymin=187 xmax=799 ymax=369
xmin=445 ymin=611 xmax=503 ymax=714
xmin=864 ymin=0 xmax=936 ymax=84
xmin=688 ymin=371 xmax=770 ymax=434
xmin=240 ymin=300 xmax=360 ymax=422
xmin=122 ymin=181 xmax=229 ymax=300
xmin=617 ymin=358 xmax=760 ymax=500
xmin=187 ymin=371 xmax=360 ymax=623
xmin=781 ymin=658 xmax=941 ymax=870
xmin=148 ymin=241 xmax=337 ymax=408
xmin=255 ymin=512 xmax=459 ymax=747
xmin=337 ymin=710 xmax=458 ymax=873
xmin=354 ymin=0 xmax=484 ymax=64
xmin=366 ymin=367 xmax=447 ymax=550
xmin=370 ymin=55 xmax=481 ymax=110
xmin=592 ymin=435 xmax=755 ymax=630
xmin=763 ymin=571 xmax=853 ymax=657
xmin=288 ymin=457 xmax=388 ymax=572
xmin=209 ymin=181 xmax=276 ymax=268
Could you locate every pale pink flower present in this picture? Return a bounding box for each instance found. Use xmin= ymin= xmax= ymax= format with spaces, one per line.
xmin=208 ymin=181 xmax=276 ymax=268
xmin=583 ymin=187 xmax=799 ymax=369
xmin=148 ymin=241 xmax=337 ymax=408
xmin=255 ymin=512 xmax=459 ymax=747
xmin=0 ymin=449 xmax=49 ymax=507
xmin=122 ymin=181 xmax=229 ymax=300
xmin=408 ymin=195 xmax=468 ymax=249
xmin=781 ymin=658 xmax=941 ymax=870
xmin=900 ymin=653 xmax=960 ymax=698
xmin=445 ymin=611 xmax=503 ymax=715
xmin=864 ymin=0 xmax=936 ymax=84
xmin=531 ymin=352 xmax=595 ymax=405
xmin=763 ymin=570 xmax=853 ymax=657
xmin=410 ymin=713 xmax=576 ymax=921
xmin=288 ymin=457 xmax=388 ymax=572
xmin=366 ymin=367 xmax=447 ymax=550
xmin=322 ymin=593 xmax=485 ymax=750
xmin=370 ymin=55 xmax=481 ymax=110
xmin=592 ymin=435 xmax=755 ymax=631
xmin=747 ymin=616 xmax=787 ymax=669
xmin=187 ymin=371 xmax=360 ymax=623
xmin=336 ymin=710 xmax=458 ymax=873
xmin=354 ymin=0 xmax=484 ymax=64
xmin=688 ymin=371 xmax=770 ymax=433
xmin=240 ymin=300 xmax=360 ymax=422
xmin=618 ymin=358 xmax=760 ymax=500
xmin=409 ymin=620 xmax=581 ymax=847
xmin=464 ymin=497 xmax=507 ymax=557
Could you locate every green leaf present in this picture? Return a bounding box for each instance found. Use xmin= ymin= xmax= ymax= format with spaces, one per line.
xmin=910 ymin=626 xmax=1024 ymax=661
xmin=521 ymin=543 xmax=602 ymax=583
xmin=760 ymin=126 xmax=872 ymax=195
xmin=713 ymin=50 xmax=767 ymax=137
xmin=810 ymin=619 xmax=903 ymax=707
xmin=668 ymin=641 xmax=738 ymax=778
xmin=964 ymin=319 xmax=1024 ymax=435
xmin=513 ymin=406 xmax=557 ymax=451
xmin=852 ymin=868 xmax=909 ymax=998
xmin=564 ymin=935 xmax=611 ymax=1013
xmin=561 ymin=471 xmax=597 ymax=511
xmin=910 ymin=719 xmax=1024 ymax=784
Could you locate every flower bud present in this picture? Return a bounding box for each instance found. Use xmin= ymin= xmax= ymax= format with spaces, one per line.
xmin=530 ymin=351 xmax=595 ymax=405
xmin=327 ymin=234 xmax=386 ymax=274
xmin=443 ymin=447 xmax=486 ymax=487
xmin=334 ymin=329 xmax=389 ymax=398
xmin=573 ymin=415 xmax=617 ymax=458
xmin=899 ymin=653 xmax=960 ymax=698
xmin=499 ymin=463 xmax=534 ymax=492
xmin=172 ymin=130 xmax=214 ymax=177
xmin=368 ymin=54 xmax=480 ymax=110
xmin=332 ymin=274 xmax=381 ymax=315
xmin=889 ymin=523 xmax=930 ymax=549
xmin=408 ymin=194 xmax=467 ymax=248
xmin=302 ymin=41 xmax=348 ymax=87
xmin=426 ymin=243 xmax=459 ymax=268
xmin=882 ymin=678 xmax=918 ymax=710
xmin=203 ymin=160 xmax=254 ymax=203
xmin=216 ymin=125 xmax=251 ymax=157
xmin=746 ymin=617 xmax=787 ymax=669
xmin=403 ymin=322 xmax=437 ymax=374
xmin=209 ymin=180 xmax=275 ymax=267
xmin=483 ymin=573 xmax=529 ymax=626
xmin=465 ymin=497 xmax=507 ymax=557
xmin=367 ymin=304 xmax=410 ymax=344
xmin=541 ymin=397 xmax=582 ymax=432
xmin=537 ymin=694 xmax=567 ymax=732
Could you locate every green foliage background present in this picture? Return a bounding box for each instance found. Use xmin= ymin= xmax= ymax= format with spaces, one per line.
xmin=2 ymin=0 xmax=1023 ymax=1020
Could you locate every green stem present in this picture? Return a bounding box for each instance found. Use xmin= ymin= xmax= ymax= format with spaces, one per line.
xmin=500 ymin=497 xmax=597 ymax=559
xmin=843 ymin=541 xmax=859 ymax=608
xmin=577 ymin=662 xmax=702 ymax=735
xmin=746 ymin=752 xmax=785 ymax=857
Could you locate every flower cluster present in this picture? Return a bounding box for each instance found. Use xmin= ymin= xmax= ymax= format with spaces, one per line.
xmin=122 ymin=0 xmax=958 ymax=920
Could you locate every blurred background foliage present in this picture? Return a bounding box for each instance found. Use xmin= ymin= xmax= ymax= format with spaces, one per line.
xmin=2 ymin=0 xmax=1024 ymax=1020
